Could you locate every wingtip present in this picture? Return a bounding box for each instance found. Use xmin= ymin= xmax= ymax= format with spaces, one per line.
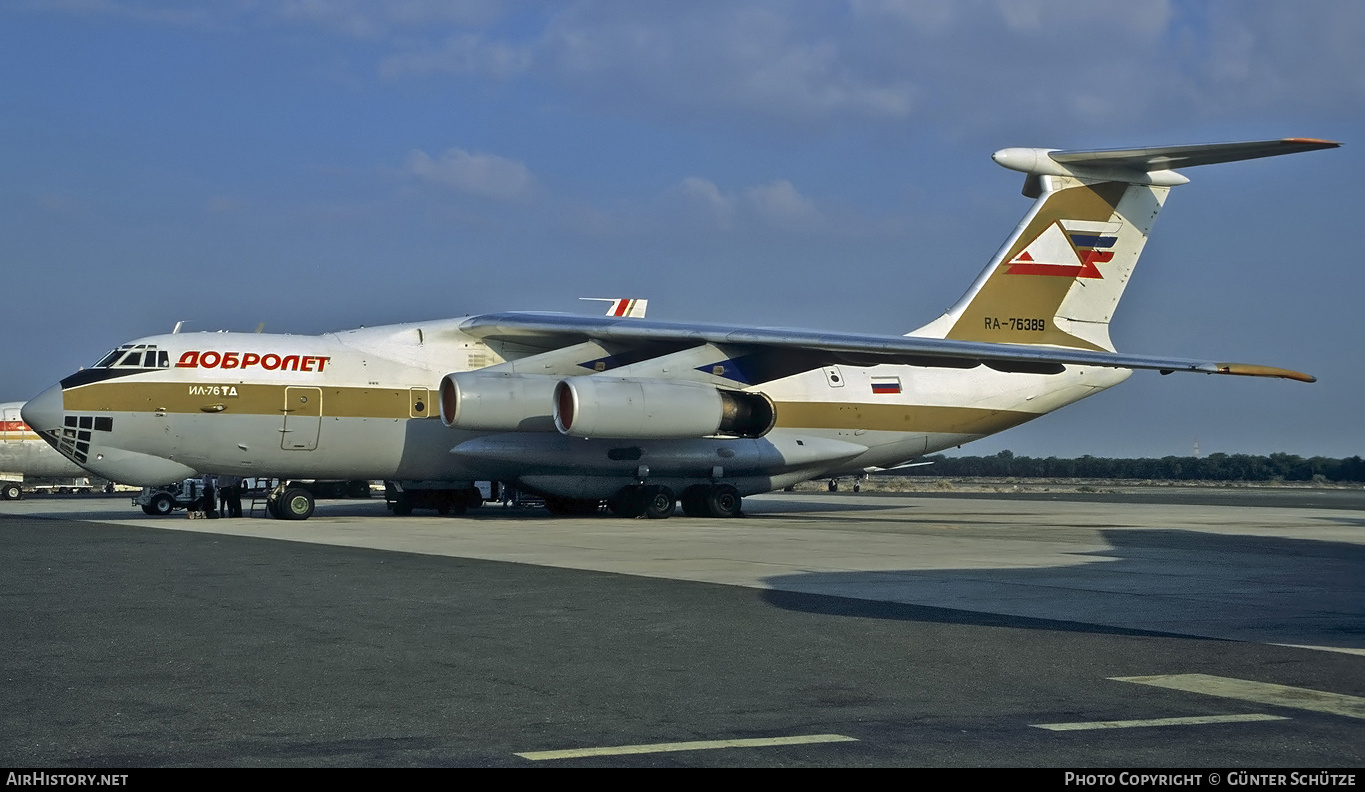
xmin=1282 ymin=137 xmax=1341 ymax=148
xmin=1216 ymin=363 xmax=1317 ymax=383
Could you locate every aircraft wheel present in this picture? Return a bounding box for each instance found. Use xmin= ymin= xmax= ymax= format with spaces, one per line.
xmin=391 ymin=495 xmax=412 ymax=516
xmin=149 ymin=493 xmax=175 ymax=516
xmin=279 ymin=488 xmax=315 ymax=521
xmin=607 ymin=486 xmax=645 ymax=518
xmin=680 ymin=485 xmax=709 ymax=517
xmin=437 ymin=494 xmax=468 ymax=516
xmin=1 ymin=483 xmax=21 ymax=500
xmin=828 ymin=479 xmax=838 ymax=492
xmin=706 ymin=484 xmax=742 ymax=518
xmin=642 ymin=486 xmax=675 ymax=520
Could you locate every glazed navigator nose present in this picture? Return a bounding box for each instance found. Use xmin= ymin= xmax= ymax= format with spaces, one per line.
xmin=21 ymin=384 xmax=65 ymax=440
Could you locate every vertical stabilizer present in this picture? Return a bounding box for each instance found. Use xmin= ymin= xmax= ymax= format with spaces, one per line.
xmin=910 ymin=138 xmax=1339 ymax=351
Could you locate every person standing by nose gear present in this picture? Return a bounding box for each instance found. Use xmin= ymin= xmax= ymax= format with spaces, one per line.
xmin=201 ymin=474 xmax=218 ymax=519
xmin=217 ymin=474 xmax=243 ymax=518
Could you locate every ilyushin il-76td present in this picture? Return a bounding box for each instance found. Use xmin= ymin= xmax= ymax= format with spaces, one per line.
xmin=23 ymin=138 xmax=1338 ymax=520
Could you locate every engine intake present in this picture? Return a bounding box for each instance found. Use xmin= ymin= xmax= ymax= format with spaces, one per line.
xmin=554 ymin=377 xmax=775 ymax=440
xmin=439 ymin=372 xmax=559 ymax=431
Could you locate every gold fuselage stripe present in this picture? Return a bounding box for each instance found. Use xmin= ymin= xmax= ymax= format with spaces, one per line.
xmin=773 ymin=401 xmax=1035 ymax=435
xmin=62 ymin=381 xmax=1036 ymax=436
xmin=63 ymin=381 xmax=420 ymax=419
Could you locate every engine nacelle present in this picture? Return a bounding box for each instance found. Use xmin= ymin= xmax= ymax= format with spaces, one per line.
xmin=439 ymin=371 xmax=559 ymax=432
xmin=554 ymin=377 xmax=775 ymax=440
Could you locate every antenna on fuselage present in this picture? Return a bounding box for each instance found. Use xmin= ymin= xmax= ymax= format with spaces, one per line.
xmin=254 ymin=322 xmax=265 ymax=333
xmin=172 ymin=321 xmax=185 ymax=334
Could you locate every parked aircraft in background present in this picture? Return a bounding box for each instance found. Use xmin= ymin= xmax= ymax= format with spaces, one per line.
xmin=22 ymin=138 xmax=1337 ymax=519
xmin=1 ymin=401 xmax=92 ymax=499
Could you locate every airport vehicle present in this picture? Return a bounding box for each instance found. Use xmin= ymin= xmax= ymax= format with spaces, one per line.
xmin=133 ymin=478 xmax=207 ymax=515
xmin=1 ymin=401 xmax=93 ymax=499
xmin=22 ymin=139 xmax=1337 ymax=519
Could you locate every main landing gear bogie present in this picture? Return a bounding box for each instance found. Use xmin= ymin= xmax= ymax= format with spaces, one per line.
xmin=386 ymin=485 xmax=483 ymax=517
xmin=604 ymin=485 xmax=674 ymax=519
xmin=601 ymin=483 xmax=741 ymax=519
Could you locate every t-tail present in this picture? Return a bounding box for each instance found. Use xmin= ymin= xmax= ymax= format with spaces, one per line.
xmin=911 ymin=138 xmax=1339 ymax=351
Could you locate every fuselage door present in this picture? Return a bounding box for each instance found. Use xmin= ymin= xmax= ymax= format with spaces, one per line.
xmin=409 ymin=388 xmax=430 ymax=419
xmin=281 ymin=387 xmax=322 ymax=451
xmin=2 ymin=406 xmax=20 ymax=443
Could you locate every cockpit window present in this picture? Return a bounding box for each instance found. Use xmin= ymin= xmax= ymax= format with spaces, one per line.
xmin=93 ymin=344 xmax=170 ymax=370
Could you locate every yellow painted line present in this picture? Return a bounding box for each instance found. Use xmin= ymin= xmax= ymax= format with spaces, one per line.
xmin=1033 ymin=713 xmax=1288 ymax=731
xmin=1112 ymin=674 xmax=1365 ymax=720
xmin=516 ymin=733 xmax=857 ymax=761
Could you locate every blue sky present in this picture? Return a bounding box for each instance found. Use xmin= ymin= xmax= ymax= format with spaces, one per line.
xmin=1 ymin=0 xmax=1361 ymax=459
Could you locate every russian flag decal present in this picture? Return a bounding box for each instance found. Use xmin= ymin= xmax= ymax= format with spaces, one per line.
xmin=871 ymin=377 xmax=901 ymax=394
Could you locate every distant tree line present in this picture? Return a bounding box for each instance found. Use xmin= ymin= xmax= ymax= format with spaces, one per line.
xmin=899 ymin=450 xmax=1365 ymax=482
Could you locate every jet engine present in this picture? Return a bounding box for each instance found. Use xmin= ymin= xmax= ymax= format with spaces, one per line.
xmin=553 ymin=377 xmax=775 ymax=440
xmin=438 ymin=371 xmax=559 ymax=432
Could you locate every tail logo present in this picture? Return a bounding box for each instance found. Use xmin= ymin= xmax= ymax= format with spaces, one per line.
xmin=1005 ymin=219 xmax=1120 ymax=279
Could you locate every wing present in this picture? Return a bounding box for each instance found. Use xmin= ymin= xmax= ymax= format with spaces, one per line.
xmin=460 ymin=311 xmax=1315 ymax=385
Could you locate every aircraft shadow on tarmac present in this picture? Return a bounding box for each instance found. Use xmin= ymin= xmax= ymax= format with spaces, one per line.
xmin=741 ymin=498 xmax=909 ymax=516
xmin=1319 ymin=515 xmax=1365 ymax=528
xmin=760 ymin=528 xmax=1365 ymax=648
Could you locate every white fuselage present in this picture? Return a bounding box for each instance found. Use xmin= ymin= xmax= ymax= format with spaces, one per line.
xmin=21 ymin=319 xmax=1128 ymax=497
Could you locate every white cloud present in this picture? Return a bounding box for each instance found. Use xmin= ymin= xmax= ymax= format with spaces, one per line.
xmin=659 ymin=177 xmax=822 ymax=232
xmin=745 ymin=180 xmax=820 ymax=228
xmin=1193 ymin=3 xmax=1365 ymax=112
xmin=277 ymin=0 xmax=511 ymax=39
xmin=538 ymin=4 xmax=918 ymax=124
xmin=847 ymin=0 xmax=957 ymax=34
xmin=670 ymin=177 xmax=737 ymax=229
xmin=22 ymin=0 xmax=234 ymax=29
xmin=23 ymin=1 xmax=1365 ymax=137
xmin=405 ymin=148 xmax=537 ymax=201
xmin=379 ymin=33 xmax=532 ymax=79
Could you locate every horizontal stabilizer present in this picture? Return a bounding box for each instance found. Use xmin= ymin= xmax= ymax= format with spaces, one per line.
xmin=993 ymin=138 xmax=1340 ymax=186
xmin=1049 ymin=138 xmax=1340 ymax=171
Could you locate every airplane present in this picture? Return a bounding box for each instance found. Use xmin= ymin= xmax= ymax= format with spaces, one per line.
xmin=0 ymin=401 xmax=92 ymax=499
xmin=22 ymin=138 xmax=1338 ymax=520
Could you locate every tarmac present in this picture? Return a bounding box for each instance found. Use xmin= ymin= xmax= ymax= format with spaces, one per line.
xmin=1 ymin=488 xmax=1360 ymax=767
